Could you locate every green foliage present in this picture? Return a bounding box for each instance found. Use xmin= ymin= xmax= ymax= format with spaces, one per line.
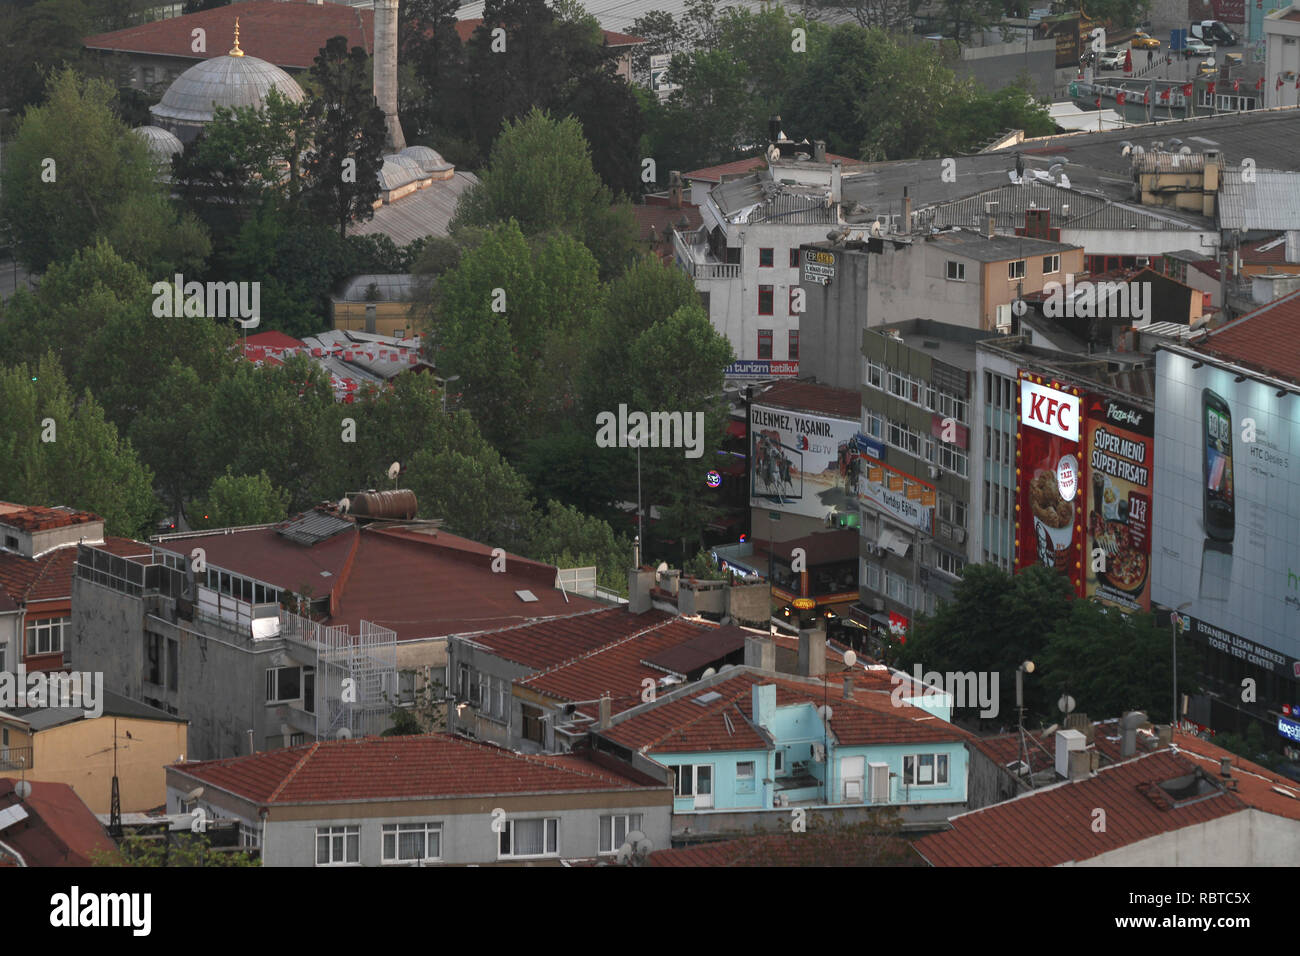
xmin=405 ymin=439 xmax=535 ymax=548
xmin=192 ymin=469 xmax=291 ymax=530
xmin=526 ymin=500 xmax=632 ymax=594
xmin=0 ymin=0 xmax=94 ymax=113
xmin=451 ymin=109 xmax=639 ymax=281
xmin=93 ymin=831 xmax=261 ymax=867
xmin=1 ymin=68 xmax=209 ymax=273
xmin=682 ymin=548 xmax=718 ymax=580
xmin=0 ymin=354 xmax=157 ymax=538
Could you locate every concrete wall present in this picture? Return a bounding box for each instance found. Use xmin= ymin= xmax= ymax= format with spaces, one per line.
xmin=799 ymin=244 xmax=869 ymax=390
xmin=1074 ymin=808 xmax=1300 ymax=865
xmin=445 ymin=637 xmax=535 ymax=749
xmin=726 ymin=582 xmax=770 ymax=627
xmin=951 ymin=40 xmax=1059 ymax=100
xmin=966 ymin=741 xmax=1026 ymax=810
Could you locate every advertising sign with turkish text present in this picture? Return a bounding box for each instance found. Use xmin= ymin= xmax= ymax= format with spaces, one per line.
xmin=1085 ymin=395 xmax=1154 ymax=612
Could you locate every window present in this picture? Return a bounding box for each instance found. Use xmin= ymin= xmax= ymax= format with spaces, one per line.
xmin=383 ymin=822 xmax=442 ymax=863
xmin=499 ymin=818 xmax=558 ymax=858
xmin=145 ymin=632 xmax=162 ymax=685
xmin=265 ymin=666 xmax=301 ymax=704
xmin=1042 ymin=254 xmax=1060 ymax=275
xmin=736 ymin=761 xmax=756 ymax=794
xmin=25 ymin=618 xmax=68 ymax=656
xmin=865 ymin=412 xmax=883 ymax=439
xmin=457 ymin=663 xmax=471 ymax=702
xmin=867 ymin=360 xmax=883 ymax=389
xmin=758 ymin=285 xmax=774 ymax=315
xmin=303 ymin=666 xmax=315 ymax=714
xmin=3 ymin=535 xmax=17 ymax=550
xmin=902 ymin=753 xmax=950 ymax=786
xmin=758 ymin=329 xmax=773 ymax=360
xmin=494 ymin=678 xmax=507 ymax=719
xmin=788 ymin=330 xmax=799 ymax=360
xmin=521 ymin=704 xmax=544 ymax=744
xmin=945 ymin=260 xmax=965 ymax=281
xmin=773 ymin=751 xmax=785 ymax=775
xmin=316 ymin=825 xmax=359 ymax=865
xmin=935 ymin=551 xmax=965 ymax=577
xmin=1008 ymin=260 xmax=1025 ymax=279
xmin=166 ymin=639 xmax=178 ymax=692
xmin=759 ymin=247 xmax=774 ymax=267
xmin=789 ymin=247 xmax=800 ymax=267
xmin=599 ymin=814 xmax=643 ymax=854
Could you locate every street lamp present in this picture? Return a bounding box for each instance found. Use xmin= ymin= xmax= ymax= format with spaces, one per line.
xmin=433 ymin=374 xmax=460 ymax=414
xmin=628 ymin=436 xmax=644 ymax=558
xmin=1016 ymin=660 xmax=1035 ymax=774
xmin=1172 ymin=600 xmax=1193 ymax=726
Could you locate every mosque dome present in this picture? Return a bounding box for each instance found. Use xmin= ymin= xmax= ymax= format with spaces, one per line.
xmin=149 ymin=21 xmax=304 ymax=141
xmin=132 ymin=125 xmax=184 ymax=163
xmin=399 ymin=145 xmax=454 ymax=176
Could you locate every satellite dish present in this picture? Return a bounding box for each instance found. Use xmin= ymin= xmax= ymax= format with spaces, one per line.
xmin=14 ymin=781 xmax=31 ymax=800
xmin=616 ymin=830 xmax=654 ymax=866
xmin=338 ymin=497 xmax=350 ymax=513
xmin=1059 ymin=694 xmax=1076 ymax=714
xmin=387 ymin=461 xmax=400 ymax=481
xmin=655 ymin=561 xmax=669 ymax=582
xmin=817 ymin=704 xmax=833 ymax=721
xmin=1058 ymin=174 xmax=1071 ymax=190
xmin=184 ymin=786 xmax=205 ymax=802
xmin=1132 ymin=145 xmax=1145 ymax=155
xmin=1042 ymin=723 xmax=1060 ymax=737
xmin=843 ymin=650 xmax=857 ymax=667
xmin=701 ymin=667 xmax=717 ymax=678
xmin=1179 ymin=146 xmax=1192 ymax=155
xmin=1048 ymin=164 xmax=1064 ymax=180
xmin=719 ymin=664 xmax=734 ymax=673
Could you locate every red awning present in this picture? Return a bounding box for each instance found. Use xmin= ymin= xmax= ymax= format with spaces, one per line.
xmin=726 ymin=420 xmax=747 ymax=439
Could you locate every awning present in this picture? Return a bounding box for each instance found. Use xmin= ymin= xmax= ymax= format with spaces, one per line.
xmin=726 ymin=420 xmax=747 ymax=439
xmin=878 ymin=527 xmax=911 ymax=558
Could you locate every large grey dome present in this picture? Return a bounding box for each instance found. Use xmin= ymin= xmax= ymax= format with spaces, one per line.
xmin=149 ymin=52 xmax=304 ymax=138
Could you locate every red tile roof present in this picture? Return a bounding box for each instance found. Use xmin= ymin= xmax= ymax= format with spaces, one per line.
xmin=1167 ymin=729 xmax=1300 ymax=822
xmin=1240 ymin=233 xmax=1298 ymax=265
xmin=0 ymin=536 xmax=149 ymax=607
xmin=172 ymin=734 xmax=664 ymax=805
xmin=83 ymin=0 xmax=374 ymax=70
xmin=0 ymin=504 xmax=102 ymax=534
xmin=650 ymin=831 xmax=924 ymax=867
xmin=0 ymin=778 xmax=117 ymax=867
xmin=912 ymin=749 xmax=1248 ymax=866
xmin=751 ymin=380 xmax=862 ymax=421
xmin=1194 ymin=288 xmax=1300 ymax=385
xmin=603 ymin=671 xmax=970 ymax=754
xmin=469 ymin=606 xmax=673 ymax=670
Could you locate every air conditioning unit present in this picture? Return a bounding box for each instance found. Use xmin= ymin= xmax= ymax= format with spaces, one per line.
xmin=996 ymin=303 xmax=1012 ymax=330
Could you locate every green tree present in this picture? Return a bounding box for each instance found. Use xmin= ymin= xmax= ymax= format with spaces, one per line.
xmin=405 ymin=440 xmax=535 ymax=548
xmin=398 ymin=0 xmax=468 ymax=157
xmin=92 ymin=831 xmax=261 ymax=867
xmin=0 ymin=0 xmax=93 ymax=113
xmin=0 ymin=68 xmax=209 ymax=273
xmin=301 ymin=36 xmax=386 ymax=237
xmin=451 ymin=108 xmax=639 ymax=281
xmin=129 ymin=362 xmax=218 ymax=524
xmin=526 ymin=500 xmax=632 ymax=594
xmin=192 ymin=469 xmax=291 ymax=530
xmin=0 ymin=354 xmax=157 ymax=537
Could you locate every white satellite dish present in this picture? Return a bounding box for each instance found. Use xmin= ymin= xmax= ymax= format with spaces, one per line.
xmin=843 ymin=650 xmax=857 ymax=667
xmin=184 ymin=786 xmax=205 ymax=801
xmin=14 ymin=781 xmax=31 ymax=800
xmin=1059 ymin=695 xmax=1076 ymax=714
xmin=817 ymin=704 xmax=833 ymax=721
xmin=701 ymin=667 xmax=717 ymax=679
xmin=387 ymin=461 xmax=401 ymax=481
xmin=656 ymin=561 xmax=669 ymax=582
xmin=615 ymin=830 xmax=654 ymax=866
xmin=338 ymin=497 xmax=350 ymax=513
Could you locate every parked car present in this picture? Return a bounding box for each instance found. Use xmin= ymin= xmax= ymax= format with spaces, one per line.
xmin=1184 ymin=39 xmax=1214 ymax=57
xmin=1097 ymin=49 xmax=1126 ymax=70
xmin=1131 ymin=32 xmax=1161 ymax=49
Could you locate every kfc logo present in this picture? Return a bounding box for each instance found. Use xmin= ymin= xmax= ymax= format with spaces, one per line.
xmin=1020 ymin=380 xmax=1081 ymax=441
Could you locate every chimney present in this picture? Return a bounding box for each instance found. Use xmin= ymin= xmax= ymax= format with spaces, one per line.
xmin=842 ymin=675 xmax=854 ymax=700
xmin=1068 ymin=748 xmax=1092 ymax=780
xmin=797 ymin=627 xmax=825 ymax=677
xmin=598 ymin=693 xmax=611 ymax=729
xmin=1055 ymin=727 xmax=1086 ymax=779
xmin=668 ymin=170 xmax=683 ymax=209
xmin=1156 ymin=724 xmax=1173 ymax=747
xmin=373 ymin=0 xmax=405 ymax=151
xmin=831 ymin=160 xmax=842 ymax=207
xmin=902 ymin=187 xmax=912 ymax=234
xmin=1219 ymin=756 xmax=1232 ymax=778
xmin=752 ymin=683 xmax=776 ymax=730
xmin=1120 ymin=710 xmax=1147 ymax=759
xmin=768 ymin=115 xmax=782 ymax=144
xmin=744 ymin=634 xmax=775 ymax=671
xmin=628 ymin=566 xmax=654 ymax=614
xmin=985 ymin=215 xmax=995 ymax=240
xmin=813 ymin=139 xmax=826 ymax=163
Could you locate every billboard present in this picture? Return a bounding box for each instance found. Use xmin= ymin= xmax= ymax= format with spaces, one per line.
xmin=748 ymin=403 xmax=933 ymax=531
xmin=1015 ymin=372 xmax=1086 ymax=596
xmin=1085 ymin=394 xmax=1154 ymax=612
xmin=1152 ymin=350 xmax=1300 ymax=670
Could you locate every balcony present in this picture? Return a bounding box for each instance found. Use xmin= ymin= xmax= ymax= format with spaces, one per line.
xmin=673 ymin=227 xmax=741 ymax=280
xmin=0 ymin=747 xmax=33 ymax=771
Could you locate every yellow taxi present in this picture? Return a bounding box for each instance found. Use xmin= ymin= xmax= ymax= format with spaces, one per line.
xmin=1131 ymin=32 xmax=1161 ymax=49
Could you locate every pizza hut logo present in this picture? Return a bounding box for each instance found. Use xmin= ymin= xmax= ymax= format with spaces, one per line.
xmin=1020 ymin=380 xmax=1080 ymax=441
xmin=1106 ymin=403 xmax=1143 ymax=428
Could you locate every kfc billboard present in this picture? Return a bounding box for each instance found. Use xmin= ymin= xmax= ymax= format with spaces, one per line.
xmin=1085 ymin=395 xmax=1155 ymax=612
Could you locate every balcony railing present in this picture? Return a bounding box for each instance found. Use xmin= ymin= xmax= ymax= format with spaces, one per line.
xmin=673 ymin=227 xmax=741 ymax=280
xmin=0 ymin=747 xmax=33 ymax=771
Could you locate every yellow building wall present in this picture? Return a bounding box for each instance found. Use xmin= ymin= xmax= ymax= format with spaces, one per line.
xmin=27 ymin=717 xmax=188 ymax=814
xmin=332 ymin=301 xmax=422 ymax=337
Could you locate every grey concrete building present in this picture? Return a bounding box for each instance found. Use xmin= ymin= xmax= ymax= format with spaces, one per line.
xmin=165 ymin=734 xmax=673 ymax=866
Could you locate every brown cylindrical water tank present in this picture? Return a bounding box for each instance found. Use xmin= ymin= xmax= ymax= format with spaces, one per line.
xmin=348 ymin=489 xmax=417 ymax=519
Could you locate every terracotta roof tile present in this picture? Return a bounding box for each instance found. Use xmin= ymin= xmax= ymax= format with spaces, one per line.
xmin=751 ymin=380 xmax=862 ymax=420
xmin=469 ymin=606 xmax=673 ymax=670
xmin=0 ymin=778 xmax=117 ymax=867
xmin=1195 ymin=288 xmax=1300 ymax=384
xmin=173 ymin=734 xmax=663 ymax=805
xmin=650 ymin=832 xmax=923 ymax=867
xmin=0 ymin=505 xmax=101 ymax=533
xmin=0 ymin=536 xmax=149 ymax=606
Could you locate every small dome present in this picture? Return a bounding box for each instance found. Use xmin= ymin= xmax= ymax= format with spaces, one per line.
xmin=150 ymin=52 xmax=305 ymax=133
xmin=400 ymin=145 xmax=453 ymax=175
xmin=377 ymin=154 xmax=424 ymax=191
xmin=132 ymin=125 xmax=184 ymax=161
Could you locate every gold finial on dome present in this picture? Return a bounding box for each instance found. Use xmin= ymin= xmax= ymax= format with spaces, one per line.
xmin=229 ymin=18 xmax=244 ymax=56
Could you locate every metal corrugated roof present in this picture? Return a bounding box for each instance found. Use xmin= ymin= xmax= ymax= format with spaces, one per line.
xmin=923 ymin=180 xmax=1206 ymax=233
xmin=275 ymin=509 xmax=354 ymax=546
xmin=455 ymin=0 xmax=773 ymax=31
xmin=1217 ymin=167 xmax=1300 ymax=231
xmin=347 ymin=171 xmax=479 ymax=244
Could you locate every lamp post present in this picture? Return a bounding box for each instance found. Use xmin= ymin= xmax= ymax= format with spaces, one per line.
xmin=1016 ymin=660 xmax=1035 ymax=775
xmin=433 ymin=374 xmax=460 ymax=414
xmin=1172 ymin=600 xmax=1192 ymax=726
xmin=629 ymin=436 xmax=644 ymax=557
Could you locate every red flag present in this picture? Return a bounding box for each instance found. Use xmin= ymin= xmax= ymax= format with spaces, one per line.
xmin=1117 ymin=91 xmax=1127 ymax=105
xmin=1095 ymin=96 xmax=1102 ymax=108
xmin=1233 ymin=78 xmax=1241 ymax=92
xmin=1295 ymin=76 xmax=1300 ymax=90
xmin=1160 ymin=87 xmax=1170 ymax=101
xmin=1279 ymin=77 xmax=1285 ymax=90
xmin=1181 ymin=82 xmax=1193 ymax=97
xmin=1143 ymin=89 xmax=1150 ymax=104
xmin=1207 ymin=81 xmax=1215 ymax=95
xmin=1256 ymin=76 xmax=1264 ymax=91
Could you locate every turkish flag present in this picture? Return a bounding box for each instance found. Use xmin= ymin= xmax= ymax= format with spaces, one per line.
xmin=1117 ymin=91 xmax=1127 ymax=105
xmin=1095 ymin=96 xmax=1102 ymax=108
xmin=1233 ymin=78 xmax=1241 ymax=92
xmin=1143 ymin=89 xmax=1150 ymax=104
xmin=1182 ymin=82 xmax=1193 ymax=97
xmin=1207 ymin=81 xmax=1215 ymax=95
xmin=1160 ymin=87 xmax=1171 ymax=101
xmin=1256 ymin=76 xmax=1264 ymax=90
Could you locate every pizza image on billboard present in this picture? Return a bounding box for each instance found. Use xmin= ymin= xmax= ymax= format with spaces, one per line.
xmin=1085 ymin=395 xmax=1154 ymax=612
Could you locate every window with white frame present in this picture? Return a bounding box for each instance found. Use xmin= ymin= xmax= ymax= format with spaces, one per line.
xmin=265 ymin=666 xmax=301 ymax=704
xmin=383 ymin=822 xmax=442 ymax=863
xmin=499 ymin=818 xmax=558 ymax=858
xmin=865 ymin=412 xmax=883 ymax=439
xmin=935 ymin=551 xmax=965 ymax=578
xmin=902 ymin=753 xmax=950 ymax=786
xmin=887 ymin=371 xmax=908 ymax=399
xmin=599 ymin=814 xmax=643 ymax=854
xmin=1008 ymin=260 xmax=1025 ymax=279
xmin=1042 ymin=254 xmax=1060 ymax=275
xmin=937 ymin=442 xmax=968 ymax=477
xmin=316 ymin=825 xmax=359 ymax=865
xmin=773 ymin=751 xmax=785 ymax=775
xmin=736 ymin=760 xmax=756 ymax=794
xmin=867 ymin=359 xmax=883 ymax=388
xmin=25 ymin=617 xmax=68 ymax=656
xmin=863 ymin=562 xmax=880 ymax=593
xmin=946 ymin=260 xmax=966 ymax=281
xmin=936 ymin=391 xmax=968 ymax=424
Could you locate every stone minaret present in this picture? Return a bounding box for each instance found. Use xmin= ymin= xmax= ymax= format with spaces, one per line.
xmin=373 ymin=0 xmax=405 ymax=151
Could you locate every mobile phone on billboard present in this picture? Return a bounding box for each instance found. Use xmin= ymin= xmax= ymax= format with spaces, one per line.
xmin=1201 ymin=388 xmax=1234 ymax=542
